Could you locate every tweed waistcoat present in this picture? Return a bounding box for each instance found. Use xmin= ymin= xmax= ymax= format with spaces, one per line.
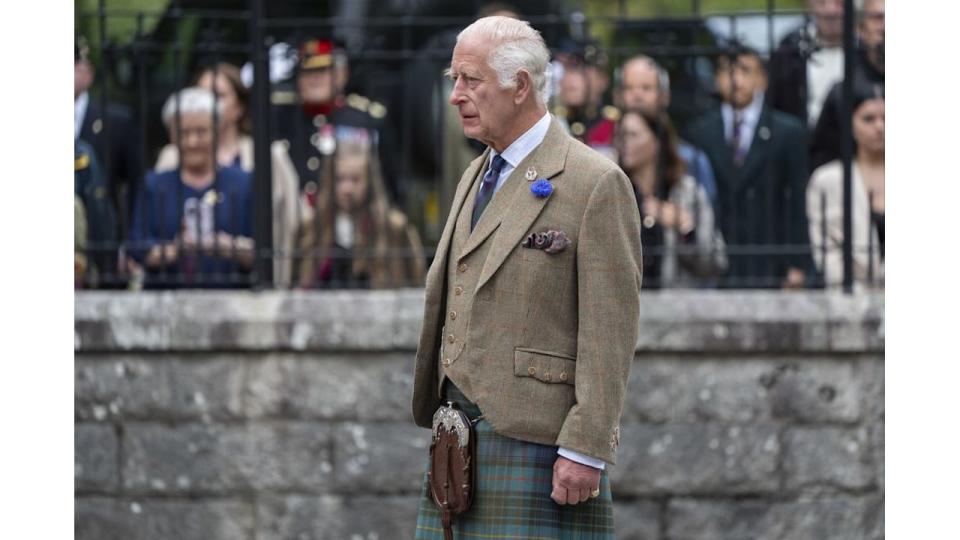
xmin=436 ymin=155 xmax=497 ymax=394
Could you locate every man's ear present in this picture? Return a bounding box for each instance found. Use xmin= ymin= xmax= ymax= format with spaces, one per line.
xmin=514 ymin=69 xmax=534 ymax=105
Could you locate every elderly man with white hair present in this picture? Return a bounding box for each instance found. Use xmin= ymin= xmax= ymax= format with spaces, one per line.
xmin=411 ymin=16 xmax=642 ymax=539
xmin=127 ymin=87 xmax=254 ymax=288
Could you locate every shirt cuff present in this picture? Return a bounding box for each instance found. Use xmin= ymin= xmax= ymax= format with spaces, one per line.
xmin=557 ymin=447 xmax=605 ymax=470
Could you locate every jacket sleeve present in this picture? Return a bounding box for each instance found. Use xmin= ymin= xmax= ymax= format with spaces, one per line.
xmin=554 ymin=166 xmax=643 ymax=465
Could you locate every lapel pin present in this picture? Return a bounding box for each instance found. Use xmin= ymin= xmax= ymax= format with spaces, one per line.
xmin=525 ymin=166 xmax=538 ymax=181
xmin=92 ymin=118 xmax=103 ymax=134
xmin=759 ymin=126 xmax=771 ymax=141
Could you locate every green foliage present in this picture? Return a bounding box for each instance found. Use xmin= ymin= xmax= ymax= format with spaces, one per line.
xmin=75 ymin=0 xmax=167 ymax=63
xmin=580 ymin=0 xmax=807 ymax=47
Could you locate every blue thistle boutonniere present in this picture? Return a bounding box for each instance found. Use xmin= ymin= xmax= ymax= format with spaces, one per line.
xmin=530 ymin=178 xmax=553 ymax=198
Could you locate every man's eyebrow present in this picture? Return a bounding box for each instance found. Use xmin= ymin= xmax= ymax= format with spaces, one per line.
xmin=443 ymin=67 xmax=454 ymax=79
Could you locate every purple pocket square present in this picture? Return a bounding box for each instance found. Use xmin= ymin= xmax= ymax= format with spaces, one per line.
xmin=521 ymin=229 xmax=571 ymax=254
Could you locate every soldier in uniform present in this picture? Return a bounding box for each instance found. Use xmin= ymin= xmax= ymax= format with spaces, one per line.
xmin=272 ymin=38 xmax=403 ymax=207
xmin=551 ymin=40 xmax=620 ymax=161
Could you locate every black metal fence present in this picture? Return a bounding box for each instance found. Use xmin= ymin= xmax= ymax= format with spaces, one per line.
xmin=74 ymin=0 xmax=883 ymax=292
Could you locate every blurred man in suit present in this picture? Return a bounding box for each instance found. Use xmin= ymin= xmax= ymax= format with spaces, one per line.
xmin=412 ymin=15 xmax=642 ymax=540
xmin=686 ymin=45 xmax=810 ymax=289
xmin=75 ymin=36 xmax=141 ymax=236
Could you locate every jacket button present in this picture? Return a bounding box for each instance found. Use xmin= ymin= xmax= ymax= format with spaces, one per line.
xmin=458 ymin=263 xmax=467 ymax=273
xmin=449 ymin=311 xmax=457 ymax=320
xmin=442 ymin=358 xmax=451 ymax=366
xmin=447 ymin=334 xmax=455 ymax=343
xmin=559 ymin=372 xmax=568 ymax=382
xmin=527 ymin=366 xmax=536 ymax=376
xmin=454 ymin=286 xmax=463 ymax=295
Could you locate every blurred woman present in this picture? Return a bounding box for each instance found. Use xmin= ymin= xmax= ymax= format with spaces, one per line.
xmin=297 ymin=128 xmax=425 ymax=288
xmin=806 ymin=84 xmax=884 ymax=289
xmin=130 ymin=87 xmax=253 ymax=288
xmin=615 ymin=108 xmax=727 ymax=288
xmin=154 ymin=63 xmax=300 ymax=286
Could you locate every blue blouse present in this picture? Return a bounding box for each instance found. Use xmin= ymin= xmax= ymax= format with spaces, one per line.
xmin=128 ymin=167 xmax=253 ymax=288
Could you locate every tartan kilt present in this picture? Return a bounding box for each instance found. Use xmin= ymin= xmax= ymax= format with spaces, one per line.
xmin=414 ymin=420 xmax=614 ymax=539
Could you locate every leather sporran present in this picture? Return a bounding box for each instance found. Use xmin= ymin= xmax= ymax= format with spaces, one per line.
xmin=428 ymin=402 xmax=476 ymax=540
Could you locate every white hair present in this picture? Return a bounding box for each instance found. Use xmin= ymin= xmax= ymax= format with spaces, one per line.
xmin=457 ymin=16 xmax=551 ymax=106
xmin=622 ymin=55 xmax=671 ymax=96
xmin=161 ymin=86 xmax=224 ymax=128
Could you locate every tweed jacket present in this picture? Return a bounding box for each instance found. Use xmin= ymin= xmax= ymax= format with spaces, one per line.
xmin=411 ymin=118 xmax=643 ymax=465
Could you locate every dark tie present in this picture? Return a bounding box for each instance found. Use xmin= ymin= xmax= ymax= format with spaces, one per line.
xmin=471 ymin=154 xmax=507 ymax=231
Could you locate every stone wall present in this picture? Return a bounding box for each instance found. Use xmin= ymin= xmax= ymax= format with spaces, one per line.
xmin=75 ymin=290 xmax=884 ymax=539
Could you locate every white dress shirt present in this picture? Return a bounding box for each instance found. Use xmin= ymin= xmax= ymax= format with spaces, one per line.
xmin=75 ymin=91 xmax=89 ymax=139
xmin=721 ymin=91 xmax=765 ymax=158
xmin=805 ymin=22 xmax=844 ymax=127
xmin=482 ymin=111 xmax=607 ymax=471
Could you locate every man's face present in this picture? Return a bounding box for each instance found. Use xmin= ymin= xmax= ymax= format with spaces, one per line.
xmin=620 ymin=60 xmax=662 ymax=113
xmin=860 ymin=0 xmax=885 ymax=48
xmin=297 ymin=64 xmax=348 ymax=104
xmin=75 ymin=60 xmax=93 ymax=99
xmin=447 ymin=37 xmax=519 ymax=149
xmin=559 ymin=67 xmax=588 ymax=108
xmin=809 ymin=0 xmax=844 ymax=43
xmin=716 ymin=55 xmax=766 ymax=110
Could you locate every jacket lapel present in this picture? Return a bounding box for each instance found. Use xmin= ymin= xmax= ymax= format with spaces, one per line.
xmin=428 ymin=149 xmax=489 ymax=286
xmin=473 ymin=118 xmax=570 ymax=292
xmin=735 ymin=106 xmax=773 ymax=191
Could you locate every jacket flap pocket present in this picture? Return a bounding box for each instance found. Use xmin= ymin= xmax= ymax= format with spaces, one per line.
xmin=514 ymin=348 xmax=576 ymax=385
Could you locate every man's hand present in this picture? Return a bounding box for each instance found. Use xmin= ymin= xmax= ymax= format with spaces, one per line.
xmin=551 ymin=456 xmax=601 ymax=506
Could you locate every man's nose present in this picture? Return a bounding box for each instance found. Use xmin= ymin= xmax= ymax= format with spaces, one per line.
xmin=449 ymin=78 xmax=466 ymax=105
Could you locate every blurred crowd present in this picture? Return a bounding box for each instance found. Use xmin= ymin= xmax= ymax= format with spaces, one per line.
xmin=74 ymin=0 xmax=884 ymax=291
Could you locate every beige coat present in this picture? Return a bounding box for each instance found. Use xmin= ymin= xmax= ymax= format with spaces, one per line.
xmin=155 ymin=136 xmax=301 ymax=287
xmin=806 ymin=160 xmax=884 ymax=290
xmin=411 ymin=118 xmax=643 ymax=465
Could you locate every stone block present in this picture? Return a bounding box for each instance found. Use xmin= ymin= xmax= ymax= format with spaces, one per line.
xmin=76 ymin=498 xmax=254 ymax=540
xmin=243 ymin=354 xmax=415 ymax=421
xmin=123 ymin=422 xmax=333 ymax=494
xmin=625 ymin=357 xmax=772 ymax=423
xmin=666 ymin=498 xmax=775 ymax=540
xmin=76 ymin=357 xmax=246 ymax=421
xmin=612 ymin=499 xmax=661 ymax=540
xmin=76 ymin=358 xmax=170 ymax=421
xmin=75 ymin=424 xmax=118 ymax=492
xmin=666 ymin=496 xmax=874 ymax=540
xmin=783 ymin=427 xmax=873 ymax=490
xmin=610 ymin=424 xmax=780 ymax=495
xmin=764 ymin=358 xmax=861 ymax=423
xmin=332 ymin=423 xmax=431 ymax=494
xmin=772 ymin=497 xmax=873 ymax=540
xmin=624 ymin=357 xmax=860 ymax=424
xmin=256 ymin=495 xmax=420 ymax=540
xmin=76 ymin=498 xmax=133 ymax=540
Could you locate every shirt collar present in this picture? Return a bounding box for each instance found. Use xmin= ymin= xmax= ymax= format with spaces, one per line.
xmin=492 ymin=111 xmax=552 ymax=169
xmin=722 ymin=91 xmax=765 ymax=124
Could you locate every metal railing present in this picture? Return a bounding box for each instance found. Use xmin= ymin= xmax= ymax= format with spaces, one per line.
xmin=74 ymin=0 xmax=880 ymax=292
